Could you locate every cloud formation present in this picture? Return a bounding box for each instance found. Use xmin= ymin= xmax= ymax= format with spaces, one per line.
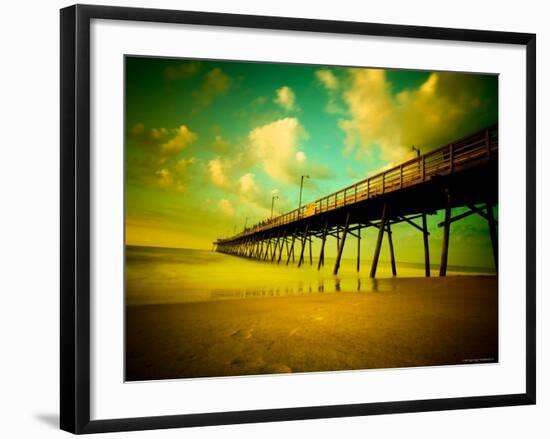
xmin=238 ymin=173 xmax=259 ymax=196
xmin=274 ymin=86 xmax=296 ymax=111
xmin=130 ymin=123 xmax=169 ymax=146
xmin=248 ymin=117 xmax=307 ymax=184
xmin=218 ymin=199 xmax=235 ymax=216
xmin=194 ymin=68 xmax=232 ymax=108
xmin=160 ymin=125 xmax=198 ymax=155
xmin=315 ymin=69 xmax=344 ymax=114
xmin=130 ymin=123 xmax=197 ymax=158
xmin=128 ymin=122 xmax=198 ymax=190
xmin=207 ymin=157 xmax=231 ymax=188
xmin=315 ymin=69 xmax=339 ymax=91
xmin=339 ymin=69 xmax=492 ymax=166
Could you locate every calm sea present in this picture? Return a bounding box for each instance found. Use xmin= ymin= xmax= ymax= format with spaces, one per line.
xmin=125 ymin=245 xmax=495 ymax=305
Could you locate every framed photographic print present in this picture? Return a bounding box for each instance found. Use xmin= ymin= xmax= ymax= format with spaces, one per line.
xmin=60 ymin=4 xmax=536 ymax=434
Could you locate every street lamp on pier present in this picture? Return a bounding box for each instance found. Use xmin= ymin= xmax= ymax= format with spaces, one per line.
xmin=271 ymin=195 xmax=279 ymax=219
xmin=298 ymin=174 xmax=310 ymax=217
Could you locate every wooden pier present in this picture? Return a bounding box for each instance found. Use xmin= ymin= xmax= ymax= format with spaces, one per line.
xmin=215 ymin=125 xmax=498 ymax=277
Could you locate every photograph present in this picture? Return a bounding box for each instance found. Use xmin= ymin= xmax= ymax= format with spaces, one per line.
xmin=124 ymin=56 xmax=499 ymax=382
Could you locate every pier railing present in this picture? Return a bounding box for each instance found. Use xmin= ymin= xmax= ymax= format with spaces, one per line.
xmin=227 ymin=125 xmax=498 ymax=241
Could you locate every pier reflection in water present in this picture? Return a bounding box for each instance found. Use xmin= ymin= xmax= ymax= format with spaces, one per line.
xmin=126 ymin=246 xmax=493 ymax=305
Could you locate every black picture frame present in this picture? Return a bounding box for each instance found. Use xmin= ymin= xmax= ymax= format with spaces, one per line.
xmin=60 ymin=4 xmax=536 ymax=434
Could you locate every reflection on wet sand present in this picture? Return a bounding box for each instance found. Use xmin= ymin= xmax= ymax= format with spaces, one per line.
xmin=125 ymin=246 xmax=494 ymax=305
xmin=125 ymin=246 xmax=498 ymax=381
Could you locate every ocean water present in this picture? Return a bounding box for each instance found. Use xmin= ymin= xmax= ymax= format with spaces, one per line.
xmin=125 ymin=246 xmax=494 ymax=305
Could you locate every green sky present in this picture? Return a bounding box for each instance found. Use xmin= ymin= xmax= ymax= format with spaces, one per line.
xmin=125 ymin=56 xmax=498 ymax=268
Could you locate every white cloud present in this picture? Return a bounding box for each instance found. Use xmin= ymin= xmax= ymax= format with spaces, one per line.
xmin=174 ymin=157 xmax=196 ymax=175
xmin=339 ymin=69 xmax=483 ymax=166
xmin=248 ymin=117 xmax=308 ymax=183
xmin=238 ymin=173 xmax=259 ymax=195
xmin=128 ymin=122 xmax=199 ymax=191
xmin=274 ymin=86 xmax=296 ymax=111
xmin=155 ymin=169 xmax=173 ymax=187
xmin=194 ymin=68 xmax=231 ymax=108
xmin=218 ymin=199 xmax=235 ymax=216
xmin=315 ymin=69 xmax=344 ymax=114
xmin=315 ymin=69 xmax=339 ymax=90
xmin=161 ymin=125 xmax=197 ymax=155
xmin=207 ymin=157 xmax=230 ymax=187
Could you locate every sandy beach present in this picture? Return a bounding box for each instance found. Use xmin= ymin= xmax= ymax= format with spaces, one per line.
xmin=126 ymin=275 xmax=497 ymax=381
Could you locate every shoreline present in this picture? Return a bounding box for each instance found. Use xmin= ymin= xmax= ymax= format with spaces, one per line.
xmin=126 ymin=275 xmax=498 ymax=381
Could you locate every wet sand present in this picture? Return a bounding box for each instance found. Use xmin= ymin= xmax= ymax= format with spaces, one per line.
xmin=126 ymin=276 xmax=497 ymax=381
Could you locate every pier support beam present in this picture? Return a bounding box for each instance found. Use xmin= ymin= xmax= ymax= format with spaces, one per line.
xmin=298 ymin=224 xmax=309 ymax=267
xmin=387 ymin=222 xmax=397 ymax=276
xmin=439 ymin=189 xmax=452 ymax=276
xmin=333 ymin=212 xmax=351 ymax=275
xmin=356 ymin=228 xmax=361 ymax=272
xmin=277 ymin=234 xmax=286 ymax=264
xmin=286 ymin=232 xmax=296 ymax=265
xmin=263 ymin=239 xmax=270 ymax=260
xmin=370 ymin=203 xmax=389 ymax=278
xmin=317 ymin=222 xmax=328 ymax=271
xmin=422 ymin=212 xmax=431 ymax=277
xmin=273 ymin=232 xmax=282 ymax=262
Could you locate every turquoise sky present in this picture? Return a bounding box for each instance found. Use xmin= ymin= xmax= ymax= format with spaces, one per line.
xmin=125 ymin=56 xmax=498 ymax=268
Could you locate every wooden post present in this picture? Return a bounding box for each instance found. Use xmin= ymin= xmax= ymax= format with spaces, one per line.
xmin=387 ymin=222 xmax=397 ymax=276
xmin=277 ymin=233 xmax=286 ymax=264
xmin=298 ymin=224 xmax=309 ymax=267
xmin=439 ymin=189 xmax=452 ymax=276
xmin=286 ymin=233 xmax=296 ymax=265
xmin=356 ymin=227 xmax=361 ymax=272
xmin=370 ymin=203 xmax=388 ymax=278
xmin=317 ymin=222 xmax=328 ymax=271
xmin=272 ymin=232 xmax=281 ymax=262
xmin=486 ymin=202 xmax=498 ymax=271
xmin=263 ymin=239 xmax=270 ymax=260
xmin=333 ymin=212 xmax=351 ymax=275
xmin=422 ymin=212 xmax=430 ymax=277
xmin=309 ymin=236 xmax=313 ymax=265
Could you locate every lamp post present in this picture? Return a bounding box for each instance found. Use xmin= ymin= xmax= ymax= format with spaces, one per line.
xmin=243 ymin=217 xmax=248 ymax=231
xmin=271 ymin=195 xmax=279 ymax=219
xmin=298 ymin=174 xmax=310 ymax=218
xmin=412 ymin=145 xmax=421 ymax=157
